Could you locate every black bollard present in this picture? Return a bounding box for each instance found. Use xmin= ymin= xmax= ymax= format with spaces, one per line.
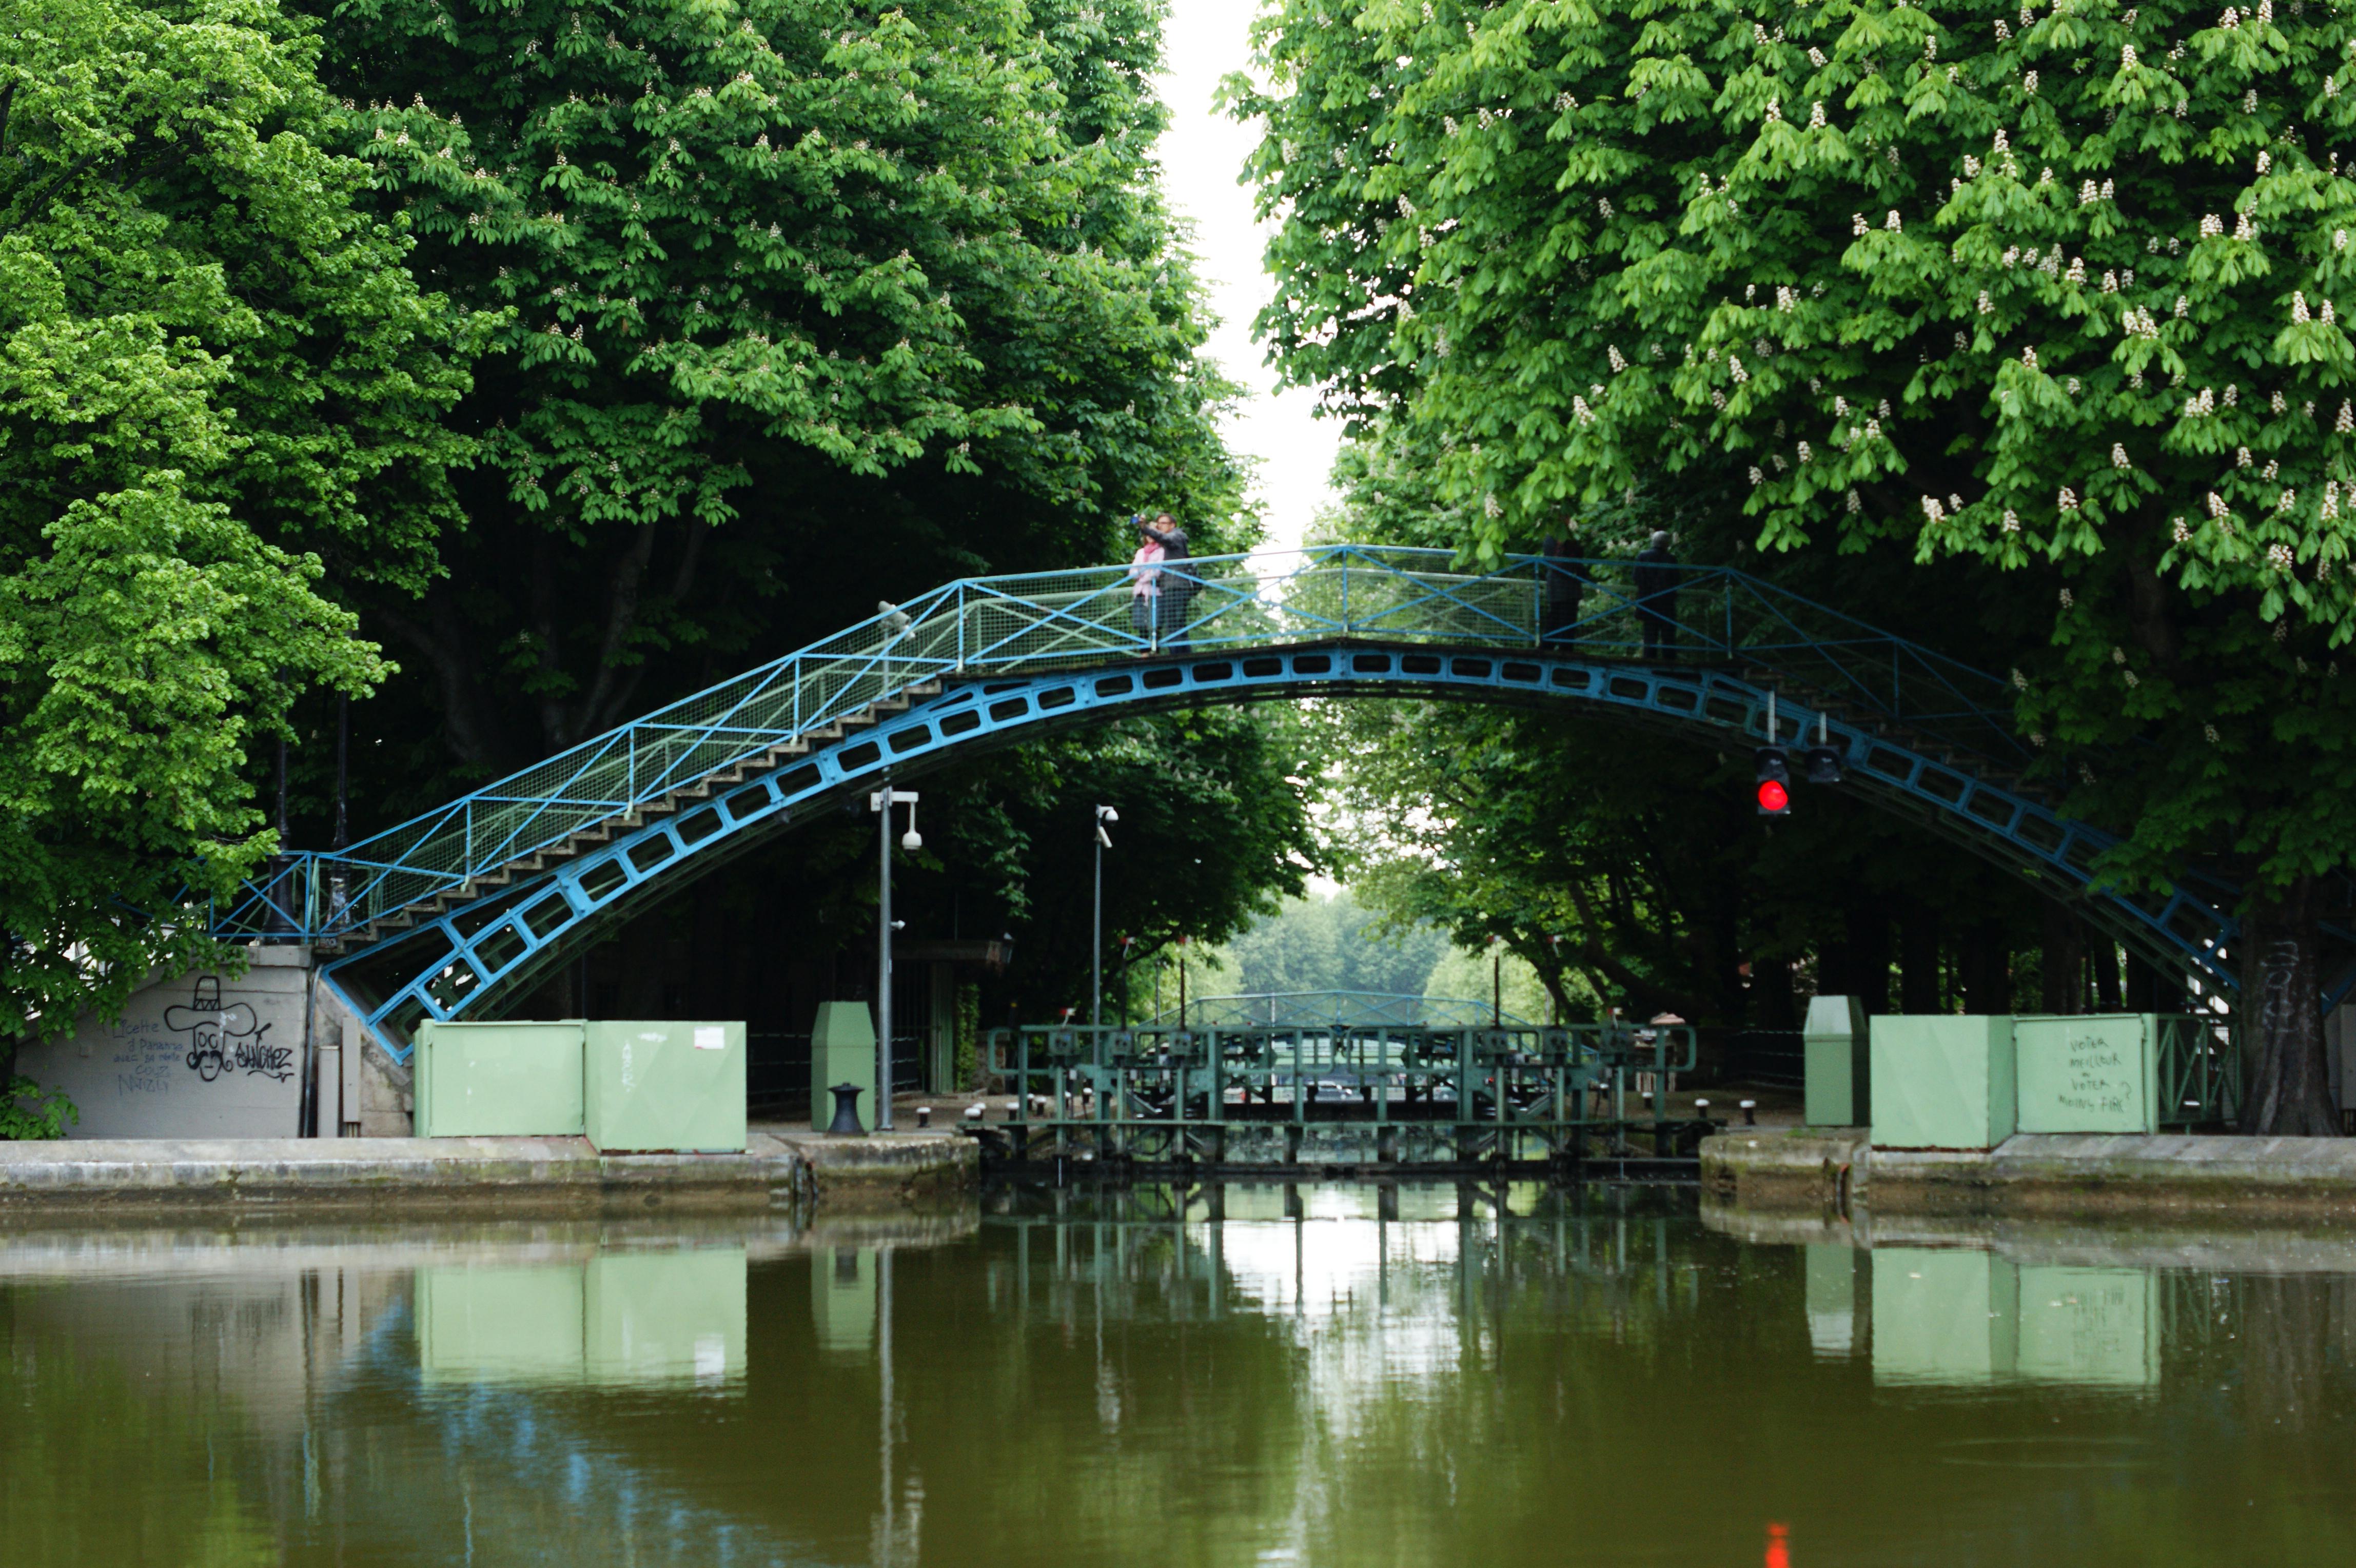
xmin=917 ymin=1106 xmax=931 ymax=1129
xmin=826 ymin=1082 xmax=867 ymax=1136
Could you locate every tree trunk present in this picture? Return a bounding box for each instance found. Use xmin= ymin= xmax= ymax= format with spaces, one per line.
xmin=1899 ymin=901 xmax=1941 ymax=1014
xmin=2125 ymin=954 xmax=2183 ymax=1014
xmin=2039 ymin=901 xmax=2085 ymax=1015
xmin=2092 ymin=940 xmax=2123 ymax=1011
xmin=1960 ymin=924 xmax=2011 ymax=1015
xmin=2241 ymin=875 xmax=2339 ymax=1136
xmin=1838 ymin=903 xmax=1891 ymax=1014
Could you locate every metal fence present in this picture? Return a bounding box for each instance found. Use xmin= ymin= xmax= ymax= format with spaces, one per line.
xmin=217 ymin=545 xmax=2028 ymax=942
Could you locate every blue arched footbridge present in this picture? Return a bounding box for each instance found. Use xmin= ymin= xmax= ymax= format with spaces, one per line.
xmin=210 ymin=546 xmax=2272 ymax=1061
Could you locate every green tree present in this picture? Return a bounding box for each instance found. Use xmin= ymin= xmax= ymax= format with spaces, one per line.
xmin=0 ymin=0 xmax=484 ymax=1040
xmin=1221 ymin=887 xmax=1450 ymax=996
xmin=304 ymin=0 xmax=1252 ymax=787
xmin=1237 ymin=0 xmax=2356 ymax=1131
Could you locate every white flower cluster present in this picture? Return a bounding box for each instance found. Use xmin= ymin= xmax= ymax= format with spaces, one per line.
xmin=1573 ymin=395 xmax=1597 ymax=425
xmin=2200 ymin=213 xmax=2224 ymax=238
xmin=1765 ymin=99 xmax=1781 ymax=123
xmin=2002 ymin=508 xmax=2022 ymax=533
xmin=1777 ymin=285 xmax=1799 ymax=311
xmin=1808 ymin=102 xmax=1827 ymax=129
xmin=2078 ymin=179 xmax=2100 ymax=205
xmin=1978 ymin=289 xmax=1995 ymax=315
xmin=2235 ymin=212 xmax=2256 ymax=242
xmin=2340 ymin=401 xmax=2355 ymax=434
xmin=2294 ymin=292 xmax=2313 ymax=323
xmin=2122 ymin=42 xmax=2137 ymax=67
xmin=2208 ymin=491 xmax=2230 ymax=518
xmin=1845 ymin=490 xmax=1862 ymax=514
xmin=2122 ymin=305 xmax=2159 ymax=338
xmin=2270 ymin=542 xmax=2295 ymax=570
xmin=2186 ymin=387 xmax=2216 ymax=417
xmin=2327 ymin=482 xmax=2344 ymax=520
xmin=2023 ymin=346 xmax=2039 ymax=370
xmin=1729 ymin=355 xmax=1749 ymax=384
xmin=1886 ymin=210 xmax=1902 ymax=232
xmin=2058 ymin=486 xmax=2080 ymax=512
xmin=1921 ymin=495 xmax=1947 ymax=522
xmin=2172 ymin=517 xmax=2192 ymax=542
xmin=2280 ymin=489 xmax=2298 ymax=513
xmin=1852 ymin=213 xmax=1868 ymax=237
xmin=1608 ymin=345 xmax=1627 ymax=371
xmin=2112 ymin=444 xmax=2132 ymax=469
xmin=1797 ymin=441 xmax=1813 ymax=463
xmin=2237 ymin=445 xmax=2254 ymax=467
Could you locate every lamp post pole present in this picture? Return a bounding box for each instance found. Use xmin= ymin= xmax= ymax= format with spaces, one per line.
xmin=1091 ymin=806 xmax=1117 ymax=1029
xmin=872 ymin=785 xmax=922 ymax=1132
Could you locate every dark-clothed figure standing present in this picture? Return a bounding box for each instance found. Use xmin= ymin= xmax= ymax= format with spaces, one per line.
xmin=1540 ymin=528 xmax=1589 ymax=648
xmin=1633 ymin=529 xmax=1678 ymax=661
xmin=1149 ymin=512 xmax=1196 ymax=650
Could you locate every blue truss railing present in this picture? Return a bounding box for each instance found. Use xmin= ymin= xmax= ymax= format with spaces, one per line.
xmin=220 ymin=545 xmax=2034 ymax=944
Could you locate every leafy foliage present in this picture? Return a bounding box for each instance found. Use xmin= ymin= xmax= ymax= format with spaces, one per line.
xmin=307 ymin=0 xmax=1255 ymax=783
xmin=1235 ymin=0 xmax=2356 ymax=883
xmin=0 ymin=0 xmax=484 ymax=1038
xmin=0 ymin=1076 xmax=77 ymax=1141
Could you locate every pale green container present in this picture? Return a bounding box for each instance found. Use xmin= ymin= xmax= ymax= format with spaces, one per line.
xmin=413 ymin=1020 xmax=585 ymax=1137
xmin=583 ymin=1020 xmax=747 ymax=1153
xmin=810 ymin=1001 xmax=877 ymax=1132
xmin=2013 ymin=1013 xmax=2158 ymax=1135
xmin=1870 ymin=1014 xmax=2015 ymax=1149
xmin=1802 ymin=994 xmax=1870 ymax=1127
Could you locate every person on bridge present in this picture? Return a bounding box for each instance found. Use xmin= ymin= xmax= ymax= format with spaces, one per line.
xmin=1634 ymin=530 xmax=1679 ymax=661
xmin=1128 ymin=518 xmax=1166 ymax=646
xmin=1540 ymin=527 xmax=1588 ymax=648
xmin=1148 ymin=512 xmax=1196 ymax=650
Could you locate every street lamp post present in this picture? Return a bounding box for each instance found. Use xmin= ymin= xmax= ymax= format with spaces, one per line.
xmin=871 ymin=785 xmax=922 ymax=1131
xmin=1091 ymin=806 xmax=1117 ymax=1029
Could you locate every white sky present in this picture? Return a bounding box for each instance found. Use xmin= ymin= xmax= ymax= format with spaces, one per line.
xmin=1155 ymin=0 xmax=1344 ymax=555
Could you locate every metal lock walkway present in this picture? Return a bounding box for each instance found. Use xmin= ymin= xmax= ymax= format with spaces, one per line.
xmin=202 ymin=546 xmax=2268 ymax=1061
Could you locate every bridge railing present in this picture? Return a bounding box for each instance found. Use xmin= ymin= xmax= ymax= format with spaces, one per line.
xmin=219 ymin=545 xmax=2029 ymax=940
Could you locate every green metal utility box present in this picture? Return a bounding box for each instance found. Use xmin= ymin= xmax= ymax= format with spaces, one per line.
xmin=413 ymin=1020 xmax=585 ymax=1138
xmin=1870 ymin=1014 xmax=2015 ymax=1149
xmin=810 ymin=1002 xmax=877 ymax=1132
xmin=2013 ymin=1013 xmax=2159 ymax=1135
xmin=1802 ymin=994 xmax=1870 ymax=1126
xmin=583 ymin=1020 xmax=746 ymax=1153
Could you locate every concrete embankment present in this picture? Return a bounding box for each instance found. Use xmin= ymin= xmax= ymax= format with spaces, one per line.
xmin=0 ymin=1128 xmax=976 ymax=1217
xmin=1702 ymin=1127 xmax=2356 ymax=1219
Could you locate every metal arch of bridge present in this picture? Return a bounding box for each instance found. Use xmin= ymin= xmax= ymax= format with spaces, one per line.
xmin=315 ymin=638 xmax=2240 ymax=1063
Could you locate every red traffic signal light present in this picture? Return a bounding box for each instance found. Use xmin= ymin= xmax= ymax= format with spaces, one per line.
xmin=1754 ymin=746 xmax=1791 ymax=817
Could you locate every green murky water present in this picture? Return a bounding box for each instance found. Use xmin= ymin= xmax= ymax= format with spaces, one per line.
xmin=4 ymin=1183 xmax=2353 ymax=1566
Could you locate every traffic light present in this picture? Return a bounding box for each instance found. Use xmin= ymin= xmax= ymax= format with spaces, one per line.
xmin=1754 ymin=747 xmax=1791 ymax=817
xmin=1803 ymin=743 xmax=1843 ymax=785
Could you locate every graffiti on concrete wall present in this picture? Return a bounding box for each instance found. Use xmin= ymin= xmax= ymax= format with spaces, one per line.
xmin=164 ymin=976 xmax=294 ymax=1083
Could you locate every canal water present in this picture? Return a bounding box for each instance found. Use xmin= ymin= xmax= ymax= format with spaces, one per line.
xmin=3 ymin=1184 xmax=2353 ymax=1566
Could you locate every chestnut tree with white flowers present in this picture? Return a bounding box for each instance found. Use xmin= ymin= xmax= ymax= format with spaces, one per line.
xmin=1236 ymin=0 xmax=2356 ymax=1132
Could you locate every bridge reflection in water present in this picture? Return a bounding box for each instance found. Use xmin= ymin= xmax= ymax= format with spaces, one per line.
xmin=4 ymin=1197 xmax=2356 ymax=1566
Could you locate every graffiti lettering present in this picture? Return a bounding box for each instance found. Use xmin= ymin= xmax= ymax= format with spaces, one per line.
xmin=233 ymin=1039 xmax=294 ymax=1082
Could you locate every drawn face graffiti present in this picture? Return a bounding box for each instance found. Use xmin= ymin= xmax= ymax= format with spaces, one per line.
xmin=162 ymin=976 xmax=291 ymax=1083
